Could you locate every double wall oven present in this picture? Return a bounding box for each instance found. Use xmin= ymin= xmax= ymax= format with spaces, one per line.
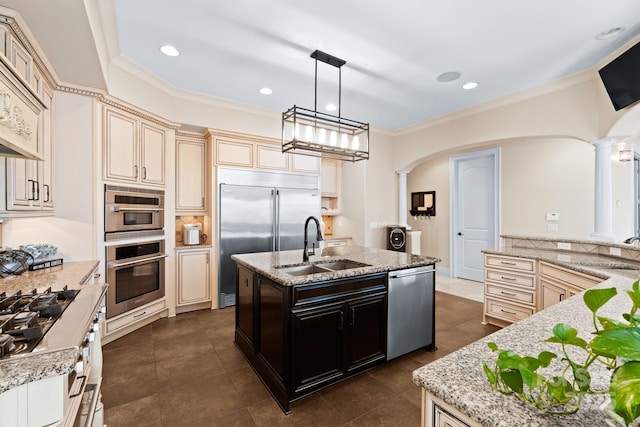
xmin=104 ymin=185 xmax=167 ymax=319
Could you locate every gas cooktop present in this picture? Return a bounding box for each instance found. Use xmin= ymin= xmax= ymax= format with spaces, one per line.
xmin=0 ymin=286 xmax=80 ymax=358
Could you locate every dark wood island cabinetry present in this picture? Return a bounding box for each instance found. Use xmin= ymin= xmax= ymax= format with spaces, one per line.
xmin=232 ymin=246 xmax=440 ymax=413
xmin=235 ymin=263 xmax=387 ymax=413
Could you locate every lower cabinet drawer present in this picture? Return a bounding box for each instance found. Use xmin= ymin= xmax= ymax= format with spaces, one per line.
xmin=484 ymin=297 xmax=533 ymax=322
xmin=485 ymin=269 xmax=535 ymax=289
xmin=485 ymin=283 xmax=535 ymax=305
xmin=434 ymin=404 xmax=470 ymax=427
xmin=106 ymin=299 xmax=166 ymax=333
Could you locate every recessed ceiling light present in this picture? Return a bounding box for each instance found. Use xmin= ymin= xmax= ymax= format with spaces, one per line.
xmin=160 ymin=45 xmax=180 ymax=57
xmin=462 ymin=81 xmax=478 ymax=90
xmin=325 ymin=103 xmax=337 ymax=112
xmin=437 ymin=71 xmax=461 ymax=82
xmin=259 ymin=87 xmax=273 ymax=95
xmin=595 ymin=27 xmax=626 ymax=40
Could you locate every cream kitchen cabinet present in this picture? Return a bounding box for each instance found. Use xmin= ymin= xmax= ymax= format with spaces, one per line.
xmin=321 ymin=158 xmax=341 ymax=214
xmin=538 ymin=261 xmax=602 ymax=311
xmin=210 ymin=130 xmax=320 ymax=174
xmin=176 ymin=247 xmax=212 ymax=312
xmin=176 ymin=132 xmax=208 ymax=213
xmin=103 ymin=105 xmax=168 ymax=187
xmin=2 ymin=81 xmax=54 ymax=213
xmin=483 ymin=254 xmax=537 ymax=328
xmin=421 ymin=390 xmax=481 ymax=427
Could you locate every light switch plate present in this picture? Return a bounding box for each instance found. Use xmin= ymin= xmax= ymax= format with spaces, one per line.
xmin=546 ymin=212 xmax=559 ymax=221
xmin=610 ymin=247 xmax=622 ymax=256
xmin=557 ymin=242 xmax=571 ymax=250
xmin=547 ymin=223 xmax=558 ymax=232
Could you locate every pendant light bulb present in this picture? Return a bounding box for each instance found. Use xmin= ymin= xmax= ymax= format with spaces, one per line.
xmin=340 ymin=133 xmax=349 ymax=148
xmin=330 ymin=131 xmax=337 ymax=146
xmin=318 ymin=128 xmax=326 ymax=145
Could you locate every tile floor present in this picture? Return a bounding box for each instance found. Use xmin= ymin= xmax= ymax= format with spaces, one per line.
xmin=102 ymin=276 xmax=496 ymax=427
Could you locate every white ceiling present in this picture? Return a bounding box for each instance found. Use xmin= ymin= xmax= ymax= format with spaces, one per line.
xmin=5 ymin=1 xmax=640 ymax=131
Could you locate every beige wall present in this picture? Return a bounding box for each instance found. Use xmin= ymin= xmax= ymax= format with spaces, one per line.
xmin=407 ymin=137 xmax=595 ymax=270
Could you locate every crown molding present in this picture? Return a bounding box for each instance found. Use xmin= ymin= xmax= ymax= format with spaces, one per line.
xmin=0 ymin=7 xmax=59 ymax=88
xmin=395 ymin=69 xmax=595 ymax=136
xmin=98 ymin=94 xmax=180 ymax=130
xmin=56 ymin=82 xmax=105 ymax=98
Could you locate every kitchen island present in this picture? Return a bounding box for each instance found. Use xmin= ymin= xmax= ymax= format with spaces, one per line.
xmin=232 ymin=245 xmax=439 ymax=413
xmin=413 ymin=237 xmax=640 ymax=427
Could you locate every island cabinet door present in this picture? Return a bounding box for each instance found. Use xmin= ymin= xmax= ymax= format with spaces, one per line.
xmin=291 ymin=302 xmax=345 ymax=395
xmin=345 ymin=292 xmax=388 ymax=373
xmin=236 ymin=265 xmax=255 ymax=346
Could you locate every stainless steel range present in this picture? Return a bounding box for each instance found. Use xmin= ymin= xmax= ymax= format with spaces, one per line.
xmin=0 ymin=286 xmax=80 ymax=357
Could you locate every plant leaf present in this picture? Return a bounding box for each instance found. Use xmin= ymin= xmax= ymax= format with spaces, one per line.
xmin=628 ymin=281 xmax=640 ymax=307
xmin=591 ymin=328 xmax=640 ymax=361
xmin=597 ymin=316 xmax=627 ymax=331
xmin=500 ymin=369 xmax=524 ymax=394
xmin=545 ymin=376 xmax=576 ymax=404
xmin=520 ymin=367 xmax=545 ymax=389
xmin=537 ymin=351 xmax=557 ymax=367
xmin=584 ymin=288 xmax=617 ymax=313
xmin=553 ymin=323 xmax=577 ymax=341
xmin=546 ymin=335 xmax=588 ymax=349
xmin=610 ymin=361 xmax=640 ymax=423
xmin=572 ymin=366 xmax=591 ymax=392
xmin=482 ymin=361 xmax=497 ymax=385
xmin=487 ymin=342 xmax=498 ymax=352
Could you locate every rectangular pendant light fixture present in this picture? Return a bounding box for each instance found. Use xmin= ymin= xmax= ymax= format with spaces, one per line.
xmin=282 ymin=50 xmax=369 ymax=162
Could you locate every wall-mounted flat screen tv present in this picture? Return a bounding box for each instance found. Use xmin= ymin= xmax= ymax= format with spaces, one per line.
xmin=599 ymin=40 xmax=640 ymax=111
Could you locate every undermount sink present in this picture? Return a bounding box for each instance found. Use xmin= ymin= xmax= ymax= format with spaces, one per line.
xmin=314 ymin=260 xmax=370 ymax=271
xmin=277 ymin=259 xmax=371 ymax=277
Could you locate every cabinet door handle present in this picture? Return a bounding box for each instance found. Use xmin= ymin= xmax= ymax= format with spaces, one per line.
xmin=35 ymin=181 xmax=40 ymax=201
xmin=500 ymin=276 xmax=516 ymax=281
xmin=559 ymin=294 xmax=564 ymax=302
xmin=351 ymin=307 xmax=355 ymax=327
xmin=339 ymin=311 xmax=343 ymax=330
xmin=500 ymin=309 xmax=516 ymax=315
xmin=500 ymin=291 xmax=516 ymax=297
xmin=143 ymin=166 xmax=147 ymax=179
xmin=28 ymin=179 xmax=36 ymax=200
xmin=43 ymin=184 xmax=50 ymax=202
xmin=244 ymin=278 xmax=249 ymax=287
xmin=134 ymin=165 xmax=138 ymax=178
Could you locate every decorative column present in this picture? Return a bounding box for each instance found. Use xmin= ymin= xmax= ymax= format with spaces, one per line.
xmin=590 ymin=137 xmax=616 ymax=241
xmin=397 ymin=170 xmax=409 ymax=228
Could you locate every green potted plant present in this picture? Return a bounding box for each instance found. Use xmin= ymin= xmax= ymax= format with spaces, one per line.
xmin=483 ymin=280 xmax=640 ymax=425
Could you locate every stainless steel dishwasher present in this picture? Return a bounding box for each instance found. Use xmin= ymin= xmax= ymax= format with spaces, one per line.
xmin=387 ymin=265 xmax=436 ymax=360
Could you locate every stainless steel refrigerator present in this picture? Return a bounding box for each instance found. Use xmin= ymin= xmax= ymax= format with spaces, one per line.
xmin=218 ymin=168 xmax=321 ymax=307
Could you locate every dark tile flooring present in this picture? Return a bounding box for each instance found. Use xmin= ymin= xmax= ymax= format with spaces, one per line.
xmin=102 ymin=291 xmax=499 ymax=427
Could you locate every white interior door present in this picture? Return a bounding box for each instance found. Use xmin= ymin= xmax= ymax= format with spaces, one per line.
xmin=451 ymin=149 xmax=500 ymax=282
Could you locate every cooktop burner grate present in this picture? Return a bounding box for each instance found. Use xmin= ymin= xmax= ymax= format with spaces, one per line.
xmin=0 ymin=286 xmax=80 ymax=358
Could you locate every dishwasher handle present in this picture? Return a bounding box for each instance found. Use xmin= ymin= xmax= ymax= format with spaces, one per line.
xmin=389 ymin=267 xmax=435 ymax=279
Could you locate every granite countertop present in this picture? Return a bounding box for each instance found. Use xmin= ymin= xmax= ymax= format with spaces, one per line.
xmin=0 ymin=261 xmax=105 ymax=394
xmin=413 ymin=246 xmax=640 ymax=426
xmin=232 ymin=245 xmax=440 ymax=286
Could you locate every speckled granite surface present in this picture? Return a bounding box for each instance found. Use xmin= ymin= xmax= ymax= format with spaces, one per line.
xmin=413 ymin=240 xmax=640 ymax=426
xmin=231 ymin=245 xmax=440 ymax=285
xmin=0 ymin=261 xmax=103 ymax=394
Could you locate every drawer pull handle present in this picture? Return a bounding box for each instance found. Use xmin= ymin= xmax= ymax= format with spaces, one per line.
xmin=133 ymin=311 xmax=147 ymax=319
xmin=500 ymin=276 xmax=517 ymax=281
xmin=500 ymin=309 xmax=516 ymax=315
xmin=500 ymin=261 xmax=517 ymax=266
xmin=500 ymin=291 xmax=517 ymax=297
